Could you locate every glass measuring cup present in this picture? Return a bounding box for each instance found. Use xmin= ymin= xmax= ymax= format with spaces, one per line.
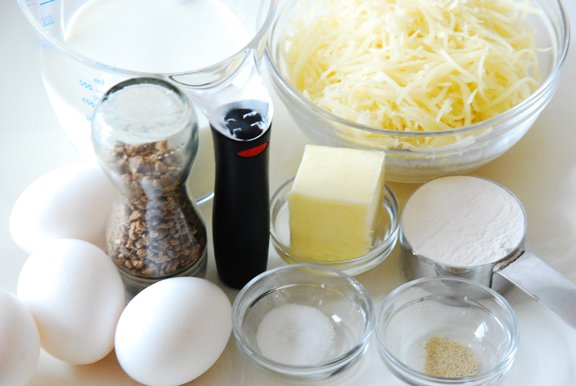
xmin=400 ymin=176 xmax=576 ymax=330
xmin=17 ymin=0 xmax=276 ymax=204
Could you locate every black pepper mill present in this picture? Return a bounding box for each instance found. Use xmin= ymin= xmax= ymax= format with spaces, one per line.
xmin=211 ymin=100 xmax=271 ymax=289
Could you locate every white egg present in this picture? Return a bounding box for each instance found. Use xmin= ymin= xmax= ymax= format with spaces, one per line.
xmin=16 ymin=239 xmax=126 ymax=365
xmin=9 ymin=163 xmax=115 ymax=253
xmin=115 ymin=277 xmax=232 ymax=386
xmin=0 ymin=288 xmax=40 ymax=386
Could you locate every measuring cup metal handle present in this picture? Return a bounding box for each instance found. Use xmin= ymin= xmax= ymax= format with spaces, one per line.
xmin=497 ymin=250 xmax=576 ymax=329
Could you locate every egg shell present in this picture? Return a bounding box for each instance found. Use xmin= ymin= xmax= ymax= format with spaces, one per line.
xmin=16 ymin=239 xmax=126 ymax=365
xmin=0 ymin=288 xmax=41 ymax=386
xmin=115 ymin=277 xmax=232 ymax=386
xmin=9 ymin=163 xmax=115 ymax=253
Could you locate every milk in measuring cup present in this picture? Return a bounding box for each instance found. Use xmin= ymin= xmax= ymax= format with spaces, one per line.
xmin=41 ymin=0 xmax=252 ymax=201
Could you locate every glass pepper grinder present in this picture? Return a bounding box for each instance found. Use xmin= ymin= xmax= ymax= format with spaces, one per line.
xmin=92 ymin=77 xmax=208 ymax=295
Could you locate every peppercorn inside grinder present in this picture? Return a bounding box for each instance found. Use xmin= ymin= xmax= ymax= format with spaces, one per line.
xmin=92 ymin=78 xmax=208 ymax=295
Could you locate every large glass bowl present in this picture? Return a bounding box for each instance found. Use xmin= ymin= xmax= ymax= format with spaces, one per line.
xmin=265 ymin=0 xmax=570 ymax=182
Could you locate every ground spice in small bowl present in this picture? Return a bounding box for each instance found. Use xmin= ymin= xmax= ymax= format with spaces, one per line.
xmin=424 ymin=336 xmax=480 ymax=378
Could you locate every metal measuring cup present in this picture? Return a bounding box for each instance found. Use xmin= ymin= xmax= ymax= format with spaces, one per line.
xmin=400 ymin=176 xmax=576 ymax=329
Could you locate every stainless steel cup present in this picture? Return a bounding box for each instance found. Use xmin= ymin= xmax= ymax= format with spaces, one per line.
xmin=400 ymin=177 xmax=576 ymax=329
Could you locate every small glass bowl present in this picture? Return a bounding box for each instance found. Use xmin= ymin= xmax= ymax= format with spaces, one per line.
xmin=270 ymin=177 xmax=399 ymax=276
xmin=232 ymin=264 xmax=373 ymax=380
xmin=375 ymin=277 xmax=519 ymax=386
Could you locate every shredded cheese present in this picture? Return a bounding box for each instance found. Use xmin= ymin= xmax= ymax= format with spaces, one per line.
xmin=280 ymin=0 xmax=541 ymax=149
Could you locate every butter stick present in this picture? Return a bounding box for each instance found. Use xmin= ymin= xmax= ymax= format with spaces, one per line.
xmin=288 ymin=145 xmax=385 ymax=261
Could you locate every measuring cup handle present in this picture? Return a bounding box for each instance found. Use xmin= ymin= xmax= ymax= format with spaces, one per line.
xmin=497 ymin=250 xmax=576 ymax=329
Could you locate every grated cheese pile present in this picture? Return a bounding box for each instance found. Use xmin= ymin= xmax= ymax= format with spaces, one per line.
xmin=281 ymin=0 xmax=541 ymax=149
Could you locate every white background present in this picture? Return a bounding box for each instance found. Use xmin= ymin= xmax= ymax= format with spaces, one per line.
xmin=1 ymin=0 xmax=576 ymax=385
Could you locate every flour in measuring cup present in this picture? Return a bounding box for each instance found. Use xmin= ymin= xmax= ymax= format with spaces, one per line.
xmin=401 ymin=176 xmax=525 ymax=267
xmin=40 ymin=0 xmax=252 ymax=199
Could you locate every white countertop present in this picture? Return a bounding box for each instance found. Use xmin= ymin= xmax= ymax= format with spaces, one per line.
xmin=1 ymin=1 xmax=576 ymax=385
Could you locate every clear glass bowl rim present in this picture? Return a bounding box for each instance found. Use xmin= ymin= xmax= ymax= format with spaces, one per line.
xmin=17 ymin=0 xmax=278 ymax=78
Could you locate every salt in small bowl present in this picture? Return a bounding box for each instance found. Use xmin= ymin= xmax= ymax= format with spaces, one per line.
xmin=232 ymin=263 xmax=373 ymax=380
